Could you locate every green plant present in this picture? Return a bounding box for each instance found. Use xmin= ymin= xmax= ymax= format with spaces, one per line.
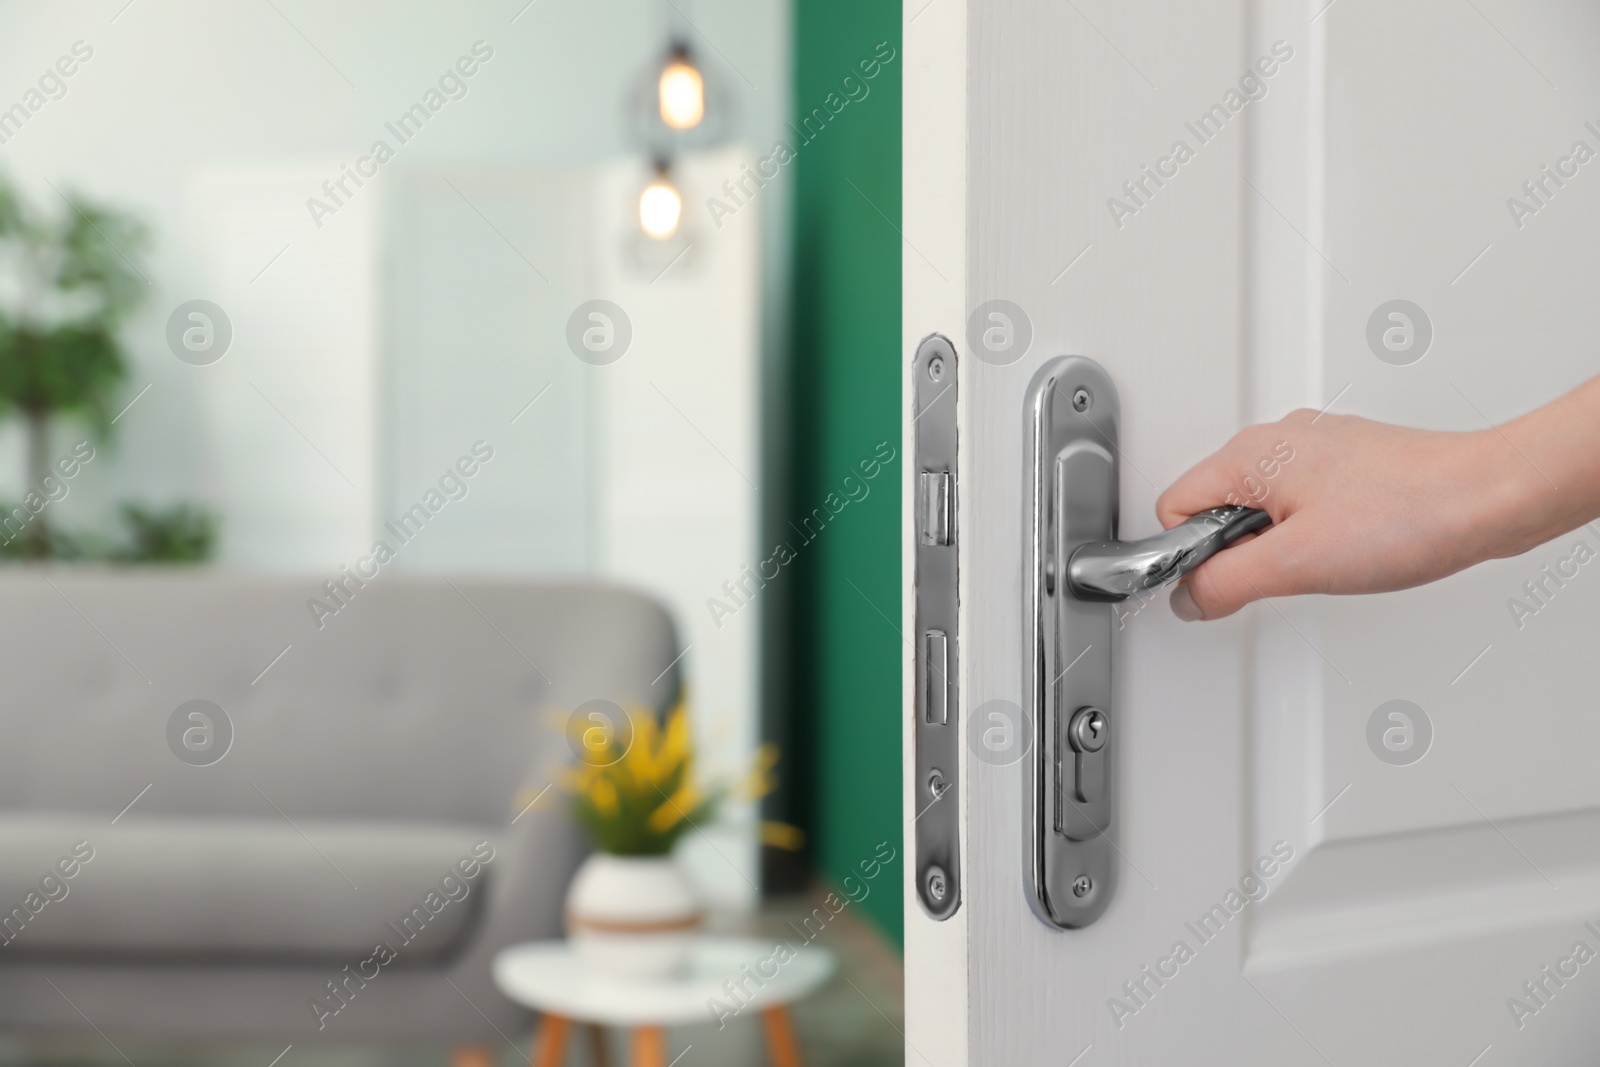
xmin=0 ymin=502 xmax=217 ymax=563
xmin=115 ymin=503 xmax=218 ymax=563
xmin=0 ymin=172 xmax=148 ymax=557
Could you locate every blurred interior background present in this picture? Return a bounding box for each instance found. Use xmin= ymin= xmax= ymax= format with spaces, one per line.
xmin=0 ymin=0 xmax=903 ymax=1064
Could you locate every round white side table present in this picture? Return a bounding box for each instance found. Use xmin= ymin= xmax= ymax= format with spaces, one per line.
xmin=493 ymin=937 xmax=837 ymax=1067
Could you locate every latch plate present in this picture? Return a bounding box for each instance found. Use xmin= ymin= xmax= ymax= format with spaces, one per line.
xmin=913 ymin=334 xmax=959 ymax=920
xmin=1025 ymin=356 xmax=1120 ymax=928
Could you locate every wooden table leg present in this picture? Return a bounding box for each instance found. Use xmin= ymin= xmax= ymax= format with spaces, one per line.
xmin=451 ymin=1044 xmax=495 ymax=1067
xmin=761 ymin=1006 xmax=804 ymax=1067
xmin=532 ymin=1013 xmax=570 ymax=1067
xmin=586 ymin=1022 xmax=610 ymax=1067
xmin=631 ymin=1025 xmax=666 ymax=1067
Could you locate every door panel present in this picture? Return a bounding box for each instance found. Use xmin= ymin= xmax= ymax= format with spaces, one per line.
xmin=906 ymin=0 xmax=1600 ymax=1062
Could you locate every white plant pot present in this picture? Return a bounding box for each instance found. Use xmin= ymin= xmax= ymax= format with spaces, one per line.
xmin=565 ymin=853 xmax=701 ymax=980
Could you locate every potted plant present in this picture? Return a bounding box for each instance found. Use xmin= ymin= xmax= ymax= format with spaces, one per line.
xmin=0 ymin=172 xmax=218 ymax=562
xmin=550 ymin=700 xmax=779 ymax=979
xmin=0 ymin=174 xmax=145 ymax=559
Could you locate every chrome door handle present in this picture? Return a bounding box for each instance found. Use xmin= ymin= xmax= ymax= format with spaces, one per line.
xmin=1066 ymin=506 xmax=1271 ymax=601
xmin=1023 ymin=356 xmax=1268 ymax=930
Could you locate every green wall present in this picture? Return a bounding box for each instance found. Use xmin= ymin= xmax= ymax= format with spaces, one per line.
xmin=789 ymin=0 xmax=903 ymax=946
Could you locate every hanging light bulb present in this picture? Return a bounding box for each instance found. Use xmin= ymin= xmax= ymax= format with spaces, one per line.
xmin=639 ymin=164 xmax=683 ymax=239
xmin=658 ymin=44 xmax=705 ymax=131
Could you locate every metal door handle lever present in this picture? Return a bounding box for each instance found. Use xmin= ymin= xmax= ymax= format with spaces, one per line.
xmin=1066 ymin=506 xmax=1271 ymax=602
xmin=1025 ymin=356 xmax=1271 ymax=929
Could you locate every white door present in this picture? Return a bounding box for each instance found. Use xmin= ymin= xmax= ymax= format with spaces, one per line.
xmin=903 ymin=1 xmax=1600 ymax=1064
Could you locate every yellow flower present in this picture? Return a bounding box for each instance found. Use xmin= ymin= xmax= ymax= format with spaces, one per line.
xmin=659 ymin=703 xmax=691 ymax=773
xmin=548 ymin=694 xmax=782 ymax=856
xmin=733 ymin=743 xmax=780 ymax=801
xmin=760 ymin=821 xmax=805 ymax=850
xmin=647 ymin=780 xmax=701 ymax=833
xmin=589 ymin=775 xmax=619 ymax=817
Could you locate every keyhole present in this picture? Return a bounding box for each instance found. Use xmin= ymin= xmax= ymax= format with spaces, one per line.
xmin=1070 ymin=706 xmax=1108 ymax=753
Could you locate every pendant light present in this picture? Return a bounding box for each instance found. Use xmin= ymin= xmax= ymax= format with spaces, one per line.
xmin=657 ymin=44 xmax=706 ymax=131
xmin=633 ymin=38 xmax=727 ymax=152
xmin=638 ymin=161 xmax=684 ymax=240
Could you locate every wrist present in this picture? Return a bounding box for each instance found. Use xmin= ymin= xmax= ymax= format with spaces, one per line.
xmin=1461 ymin=428 xmax=1564 ymax=560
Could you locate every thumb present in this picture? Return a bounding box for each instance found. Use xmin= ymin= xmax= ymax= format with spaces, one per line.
xmin=1169 ymin=517 xmax=1304 ymax=621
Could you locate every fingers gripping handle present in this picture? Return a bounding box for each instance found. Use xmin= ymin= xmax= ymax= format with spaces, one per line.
xmin=1066 ymin=506 xmax=1272 ymax=602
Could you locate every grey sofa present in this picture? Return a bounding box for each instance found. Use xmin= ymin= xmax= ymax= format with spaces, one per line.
xmin=0 ymin=573 xmax=681 ymax=1044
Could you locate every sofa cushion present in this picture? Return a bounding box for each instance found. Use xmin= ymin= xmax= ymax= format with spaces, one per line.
xmin=0 ymin=576 xmax=682 ymax=827
xmin=0 ymin=816 xmax=497 ymax=964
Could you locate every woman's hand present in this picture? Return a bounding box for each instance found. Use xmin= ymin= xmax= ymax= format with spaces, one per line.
xmin=1156 ymin=409 xmax=1534 ymax=620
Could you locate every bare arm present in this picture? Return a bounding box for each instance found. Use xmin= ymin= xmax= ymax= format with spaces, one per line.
xmin=1156 ymin=375 xmax=1600 ymax=620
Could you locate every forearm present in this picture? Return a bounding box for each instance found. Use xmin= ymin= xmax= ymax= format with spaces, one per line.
xmin=1482 ymin=374 xmax=1600 ymax=559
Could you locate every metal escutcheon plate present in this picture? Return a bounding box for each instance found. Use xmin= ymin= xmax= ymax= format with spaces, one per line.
xmin=1024 ymin=356 xmax=1120 ymax=928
